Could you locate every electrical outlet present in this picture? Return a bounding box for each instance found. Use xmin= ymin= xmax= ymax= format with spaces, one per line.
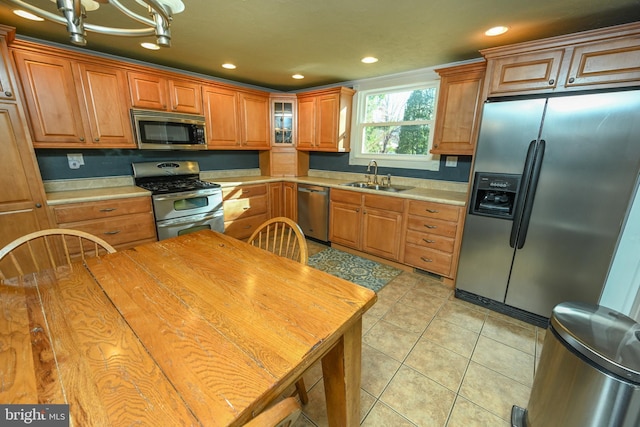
xmin=67 ymin=153 xmax=84 ymax=169
xmin=445 ymin=156 xmax=458 ymax=167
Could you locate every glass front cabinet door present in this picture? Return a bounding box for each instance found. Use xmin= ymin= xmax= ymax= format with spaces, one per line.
xmin=271 ymin=95 xmax=296 ymax=146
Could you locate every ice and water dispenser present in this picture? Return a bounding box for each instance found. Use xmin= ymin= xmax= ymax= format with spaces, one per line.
xmin=469 ymin=172 xmax=521 ymax=219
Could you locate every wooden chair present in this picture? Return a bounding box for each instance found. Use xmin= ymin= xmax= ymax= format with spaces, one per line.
xmin=247 ymin=217 xmax=310 ymax=404
xmin=244 ymin=397 xmax=301 ymax=427
xmin=0 ymin=228 xmax=116 ymax=280
xmin=248 ymin=217 xmax=309 ymax=264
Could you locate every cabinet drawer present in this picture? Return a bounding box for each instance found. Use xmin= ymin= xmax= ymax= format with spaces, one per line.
xmin=62 ymin=212 xmax=156 ymax=250
xmin=330 ymin=188 xmax=362 ymax=205
xmin=223 ymin=184 xmax=268 ymax=200
xmin=405 ymin=229 xmax=455 ymax=253
xmin=406 ymin=215 xmax=457 ymax=238
xmin=403 ymin=245 xmax=452 ymax=277
xmin=54 ymin=197 xmax=152 ymax=223
xmin=364 ymin=194 xmax=405 ymax=212
xmin=224 ymin=213 xmax=269 ymax=240
xmin=407 ymin=200 xmax=460 ymax=222
xmin=223 ymin=194 xmax=268 ymax=221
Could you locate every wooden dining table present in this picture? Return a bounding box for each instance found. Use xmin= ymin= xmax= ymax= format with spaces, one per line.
xmin=0 ymin=230 xmax=377 ymax=426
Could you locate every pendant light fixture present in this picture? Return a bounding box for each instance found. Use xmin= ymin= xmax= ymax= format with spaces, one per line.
xmin=8 ymin=0 xmax=185 ymax=47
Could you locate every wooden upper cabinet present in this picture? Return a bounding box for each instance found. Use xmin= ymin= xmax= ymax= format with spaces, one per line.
xmin=565 ymin=37 xmax=640 ymax=88
xmin=431 ymin=61 xmax=486 ymax=155
xmin=482 ymin=22 xmax=640 ymax=97
xmin=0 ymin=29 xmax=14 ymax=101
xmin=485 ymin=49 xmax=564 ymax=95
xmin=13 ymin=50 xmax=87 ymax=144
xmin=238 ymin=92 xmax=269 ymax=149
xmin=202 ymin=85 xmax=240 ymax=148
xmin=129 ymin=71 xmax=202 ymax=114
xmin=202 ymin=84 xmax=269 ymax=149
xmin=76 ymin=62 xmax=134 ymax=146
xmin=12 ymin=49 xmax=135 ymax=148
xmin=296 ymin=87 xmax=355 ymax=152
xmin=128 ymin=71 xmax=168 ymax=110
xmin=168 ymin=79 xmax=202 ymax=114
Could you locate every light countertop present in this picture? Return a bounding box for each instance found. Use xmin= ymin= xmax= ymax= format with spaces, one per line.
xmin=45 ymin=170 xmax=469 ymax=206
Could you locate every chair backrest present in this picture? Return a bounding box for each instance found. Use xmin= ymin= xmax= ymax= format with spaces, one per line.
xmin=243 ymin=397 xmax=301 ymax=427
xmin=0 ymin=228 xmax=116 ymax=280
xmin=248 ymin=217 xmax=308 ymax=265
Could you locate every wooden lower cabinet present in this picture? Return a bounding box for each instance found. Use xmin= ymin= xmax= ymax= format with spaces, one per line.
xmin=329 ymin=189 xmax=404 ymax=262
xmin=401 ymin=200 xmax=463 ymax=279
xmin=283 ymin=182 xmax=297 ymax=221
xmin=222 ymin=184 xmax=269 ymax=240
xmin=52 ymin=197 xmax=157 ymax=252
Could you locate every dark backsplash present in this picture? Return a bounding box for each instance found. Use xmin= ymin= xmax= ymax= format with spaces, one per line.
xmin=35 ymin=149 xmax=471 ymax=183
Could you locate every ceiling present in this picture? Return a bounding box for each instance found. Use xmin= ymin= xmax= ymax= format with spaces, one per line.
xmin=1 ymin=0 xmax=639 ymax=91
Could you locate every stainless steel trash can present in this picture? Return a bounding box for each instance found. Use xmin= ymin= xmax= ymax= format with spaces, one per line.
xmin=512 ymin=301 xmax=640 ymax=427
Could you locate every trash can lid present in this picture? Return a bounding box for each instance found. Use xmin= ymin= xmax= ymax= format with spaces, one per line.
xmin=551 ymin=302 xmax=640 ymax=383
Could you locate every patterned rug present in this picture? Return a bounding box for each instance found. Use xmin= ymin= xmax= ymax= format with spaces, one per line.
xmin=308 ymin=247 xmax=402 ymax=292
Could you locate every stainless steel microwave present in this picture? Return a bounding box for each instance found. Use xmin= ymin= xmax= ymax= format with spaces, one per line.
xmin=131 ymin=109 xmax=207 ymax=150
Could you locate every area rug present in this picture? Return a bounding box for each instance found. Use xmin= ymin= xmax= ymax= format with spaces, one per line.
xmin=308 ymin=247 xmax=402 ymax=292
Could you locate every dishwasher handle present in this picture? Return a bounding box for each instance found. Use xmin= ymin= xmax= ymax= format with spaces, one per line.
xmin=298 ymin=185 xmax=328 ymax=194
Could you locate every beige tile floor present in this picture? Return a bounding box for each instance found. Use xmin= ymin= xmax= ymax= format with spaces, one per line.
xmin=292 ymin=241 xmax=547 ymax=427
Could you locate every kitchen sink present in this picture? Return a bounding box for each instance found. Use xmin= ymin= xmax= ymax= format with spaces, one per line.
xmin=342 ymin=182 xmax=414 ymax=192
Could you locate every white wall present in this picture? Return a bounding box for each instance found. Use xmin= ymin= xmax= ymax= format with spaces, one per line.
xmin=600 ymin=175 xmax=640 ymax=322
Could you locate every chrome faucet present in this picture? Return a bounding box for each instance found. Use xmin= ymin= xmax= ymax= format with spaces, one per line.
xmin=367 ymin=160 xmax=379 ymax=184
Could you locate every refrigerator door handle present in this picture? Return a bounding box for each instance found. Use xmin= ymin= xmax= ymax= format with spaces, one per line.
xmin=510 ymin=140 xmax=537 ymax=248
xmin=516 ymin=140 xmax=546 ymax=249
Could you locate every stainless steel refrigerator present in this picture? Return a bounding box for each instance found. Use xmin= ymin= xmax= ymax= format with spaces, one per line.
xmin=455 ymin=89 xmax=640 ymax=326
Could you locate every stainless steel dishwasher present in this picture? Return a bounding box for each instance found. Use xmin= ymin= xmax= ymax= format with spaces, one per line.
xmin=297 ymin=184 xmax=329 ymax=242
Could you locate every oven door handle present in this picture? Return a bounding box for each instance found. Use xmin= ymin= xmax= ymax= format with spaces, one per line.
xmin=156 ymin=211 xmax=223 ymax=228
xmin=154 ymin=191 xmax=220 ymax=201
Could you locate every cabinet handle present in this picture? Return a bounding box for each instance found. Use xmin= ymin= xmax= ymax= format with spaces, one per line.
xmin=243 ymin=207 xmax=249 ymax=210
xmin=99 ymin=208 xmax=117 ymax=212
xmin=243 ymin=225 xmax=251 ymax=229
xmin=242 ymin=190 xmax=250 ymax=194
xmin=79 ymin=137 xmax=85 ymax=142
xmin=35 ymin=203 xmax=42 ymax=208
xmin=424 ymin=224 xmax=437 ymax=229
xmin=423 ymin=239 xmax=435 ymax=243
xmin=103 ymin=230 xmax=121 ymax=235
xmin=94 ymin=137 xmax=100 ymax=142
xmin=568 ymin=77 xmax=575 ymax=83
xmin=426 ymin=209 xmax=439 ymax=213
xmin=420 ymin=257 xmax=433 ymax=263
xmin=4 ymin=91 xmax=11 ymax=97
xmin=548 ymin=79 xmax=555 ymax=85
xmin=356 ymin=208 xmax=360 ymax=212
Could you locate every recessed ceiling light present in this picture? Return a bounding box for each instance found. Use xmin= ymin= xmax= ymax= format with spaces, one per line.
xmin=485 ymin=26 xmax=509 ymax=36
xmin=361 ymin=56 xmax=378 ymax=64
xmin=292 ymin=74 xmax=304 ymax=79
xmin=13 ymin=10 xmax=44 ymax=21
xmin=141 ymin=42 xmax=160 ymax=50
xmin=222 ymin=63 xmax=236 ymax=70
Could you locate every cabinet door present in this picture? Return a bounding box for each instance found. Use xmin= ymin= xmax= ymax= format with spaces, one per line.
xmin=283 ymin=182 xmax=297 ymax=221
xmin=169 ymin=79 xmax=202 ymax=114
xmin=128 ymin=71 xmax=168 ymax=110
xmin=362 ymin=207 xmax=403 ymax=261
xmin=0 ymin=39 xmax=14 ymax=100
xmin=329 ymin=201 xmax=361 ymax=249
xmin=0 ymin=104 xmax=52 ymax=277
xmin=487 ymin=49 xmax=564 ymax=95
xmin=431 ymin=63 xmax=485 ymax=155
xmin=565 ymin=37 xmax=640 ymax=88
xmin=316 ymin=93 xmax=339 ymax=150
xmin=239 ymin=92 xmax=269 ymax=149
xmin=76 ymin=62 xmax=135 ymax=147
xmin=202 ymin=85 xmax=240 ymax=148
xmin=13 ymin=50 xmax=87 ymax=144
xmin=296 ymin=96 xmax=315 ymax=149
xmin=269 ymin=182 xmax=283 ymax=218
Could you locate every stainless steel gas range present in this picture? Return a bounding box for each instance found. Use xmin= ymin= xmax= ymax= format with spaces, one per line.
xmin=132 ymin=161 xmax=224 ymax=240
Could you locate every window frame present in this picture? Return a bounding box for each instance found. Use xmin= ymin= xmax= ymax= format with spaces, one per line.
xmin=349 ymin=71 xmax=441 ymax=171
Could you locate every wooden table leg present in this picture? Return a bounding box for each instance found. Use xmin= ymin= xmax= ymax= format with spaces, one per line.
xmin=322 ymin=318 xmax=362 ymax=427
